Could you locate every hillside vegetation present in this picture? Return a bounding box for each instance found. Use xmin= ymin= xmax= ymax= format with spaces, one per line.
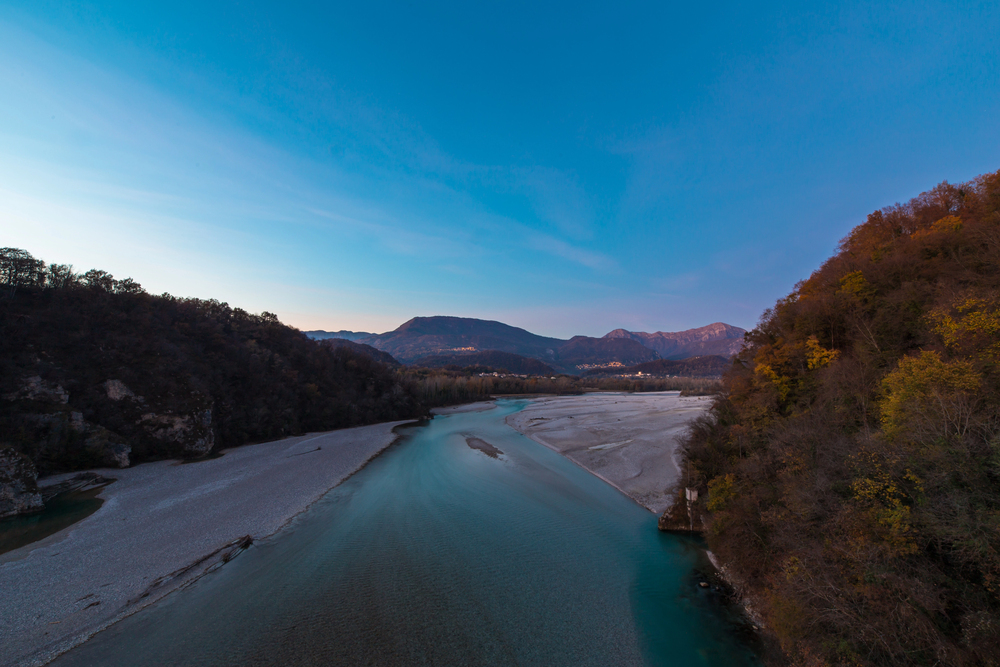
xmin=683 ymin=170 xmax=1000 ymax=665
xmin=584 ymin=355 xmax=730 ymax=378
xmin=0 ymin=252 xmax=422 ymax=473
xmin=409 ymin=350 xmax=556 ymax=375
xmin=318 ymin=337 xmax=402 ymax=366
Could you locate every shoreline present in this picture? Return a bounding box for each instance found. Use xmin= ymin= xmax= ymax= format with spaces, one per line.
xmin=0 ymin=420 xmax=415 ymax=667
xmin=504 ymin=392 xmax=711 ymax=514
xmin=504 ymin=393 xmax=767 ymax=656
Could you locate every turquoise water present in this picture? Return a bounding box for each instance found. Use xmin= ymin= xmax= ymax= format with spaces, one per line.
xmin=54 ymin=400 xmax=757 ymax=666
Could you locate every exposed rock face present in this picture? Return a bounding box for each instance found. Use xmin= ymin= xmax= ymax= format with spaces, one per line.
xmin=27 ymin=412 xmax=132 ymax=469
xmin=2 ymin=376 xmax=69 ymax=404
xmin=80 ymin=425 xmax=132 ymax=468
xmin=139 ymin=409 xmax=214 ymax=457
xmin=0 ymin=447 xmax=44 ymax=519
xmin=2 ymin=373 xmax=210 ymax=469
xmin=103 ymin=443 xmax=132 ymax=468
xmin=104 ymin=379 xmax=137 ymax=402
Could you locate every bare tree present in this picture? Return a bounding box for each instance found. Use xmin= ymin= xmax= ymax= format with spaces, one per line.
xmin=46 ymin=264 xmax=78 ymax=289
xmin=0 ymin=247 xmax=45 ymax=298
xmin=82 ymin=269 xmax=115 ymax=292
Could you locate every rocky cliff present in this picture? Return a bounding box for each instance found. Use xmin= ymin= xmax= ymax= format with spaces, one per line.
xmin=0 ymin=448 xmax=43 ymax=519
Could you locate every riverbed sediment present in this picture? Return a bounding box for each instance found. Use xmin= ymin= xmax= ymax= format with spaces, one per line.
xmin=0 ymin=421 xmax=411 ymax=667
xmin=505 ymin=392 xmax=711 ymax=513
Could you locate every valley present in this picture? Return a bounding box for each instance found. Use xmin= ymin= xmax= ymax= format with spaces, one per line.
xmin=306 ymin=316 xmax=746 ymax=374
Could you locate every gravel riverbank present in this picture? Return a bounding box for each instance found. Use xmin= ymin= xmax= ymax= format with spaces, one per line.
xmin=0 ymin=421 xmax=411 ymax=667
xmin=506 ymin=392 xmax=711 ymax=513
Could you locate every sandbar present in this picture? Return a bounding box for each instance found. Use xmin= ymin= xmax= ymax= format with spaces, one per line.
xmin=0 ymin=421 xmax=411 ymax=667
xmin=506 ymin=392 xmax=711 ymax=513
xmin=465 ymin=436 xmax=504 ymax=459
xmin=430 ymin=400 xmax=497 ymax=415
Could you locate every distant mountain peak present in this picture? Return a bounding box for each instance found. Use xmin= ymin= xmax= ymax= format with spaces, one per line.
xmin=394 ymin=315 xmax=546 ymax=338
xmin=603 ymin=323 xmax=746 ymax=360
xmin=604 ymin=322 xmax=744 ymax=338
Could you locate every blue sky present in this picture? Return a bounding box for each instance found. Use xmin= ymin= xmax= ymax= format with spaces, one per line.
xmin=1 ymin=1 xmax=998 ymax=337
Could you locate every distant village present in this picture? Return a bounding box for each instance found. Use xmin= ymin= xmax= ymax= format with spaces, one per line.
xmin=574 ymin=361 xmax=626 ymax=370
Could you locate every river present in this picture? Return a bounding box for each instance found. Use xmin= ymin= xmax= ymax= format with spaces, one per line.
xmin=52 ymin=398 xmax=757 ymax=666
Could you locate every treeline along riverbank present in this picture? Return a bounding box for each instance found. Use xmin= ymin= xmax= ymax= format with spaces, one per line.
xmin=681 ymin=169 xmax=1000 ymax=665
xmin=0 ymin=253 xmax=424 ymax=481
xmin=0 ymin=248 xmax=721 ymax=492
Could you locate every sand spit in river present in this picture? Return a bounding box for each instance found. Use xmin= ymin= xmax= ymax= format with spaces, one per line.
xmin=465 ymin=436 xmax=503 ymax=458
xmin=431 ymin=401 xmax=497 ymax=415
xmin=0 ymin=421 xmax=410 ymax=667
xmin=506 ymin=392 xmax=712 ymax=514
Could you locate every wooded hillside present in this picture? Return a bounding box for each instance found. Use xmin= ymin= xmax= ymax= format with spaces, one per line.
xmin=0 ymin=252 xmax=423 ymax=473
xmin=683 ymin=170 xmax=1000 ymax=665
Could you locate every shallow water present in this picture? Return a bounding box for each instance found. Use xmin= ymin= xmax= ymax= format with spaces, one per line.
xmin=53 ymin=399 xmax=757 ymax=666
xmin=0 ymin=486 xmax=105 ymax=557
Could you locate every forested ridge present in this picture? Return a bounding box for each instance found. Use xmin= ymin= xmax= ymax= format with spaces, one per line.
xmin=683 ymin=170 xmax=1000 ymax=665
xmin=409 ymin=350 xmax=557 ymax=375
xmin=0 ymin=249 xmax=721 ymax=478
xmin=0 ymin=253 xmax=423 ymax=473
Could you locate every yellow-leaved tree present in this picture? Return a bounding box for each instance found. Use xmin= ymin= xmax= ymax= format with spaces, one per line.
xmin=880 ymin=350 xmax=981 ymax=443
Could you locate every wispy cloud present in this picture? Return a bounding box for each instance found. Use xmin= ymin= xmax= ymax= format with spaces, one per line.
xmin=524 ymin=232 xmax=615 ymax=271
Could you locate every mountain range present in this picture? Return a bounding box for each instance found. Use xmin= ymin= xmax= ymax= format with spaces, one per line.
xmin=303 ymin=329 xmax=374 ymax=342
xmin=305 ymin=317 xmax=745 ymax=374
xmin=604 ymin=322 xmax=746 ymax=359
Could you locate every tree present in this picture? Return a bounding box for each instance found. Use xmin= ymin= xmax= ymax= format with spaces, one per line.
xmin=82 ymin=269 xmax=115 ymax=292
xmin=880 ymin=350 xmax=981 ymax=442
xmin=0 ymin=248 xmax=45 ymax=298
xmin=46 ymin=264 xmax=78 ymax=289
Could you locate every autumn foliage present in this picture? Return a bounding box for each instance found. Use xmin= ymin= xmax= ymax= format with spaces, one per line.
xmin=683 ymin=170 xmax=1000 ymax=665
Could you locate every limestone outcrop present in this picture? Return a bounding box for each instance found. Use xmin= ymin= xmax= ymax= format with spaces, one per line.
xmin=0 ymin=447 xmax=44 ymax=519
xmin=139 ymin=409 xmax=214 ymax=457
xmin=104 ymin=379 xmax=137 ymax=402
xmin=19 ymin=411 xmax=132 ymax=469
